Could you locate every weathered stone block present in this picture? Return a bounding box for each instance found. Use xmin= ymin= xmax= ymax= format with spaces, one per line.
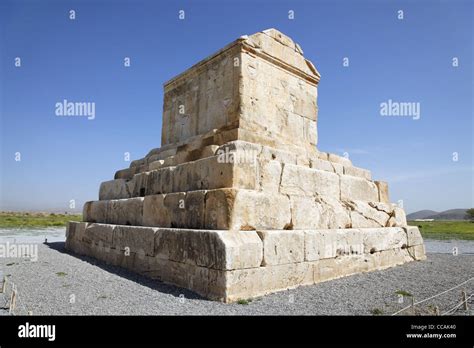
xmin=375 ymin=181 xmax=390 ymax=203
xmin=154 ymin=229 xmax=262 ymax=270
xmin=257 ymin=230 xmax=304 ymax=265
xmin=404 ymin=226 xmax=424 ymax=246
xmin=99 ymin=179 xmax=131 ymax=200
xmin=82 ymin=223 xmax=115 ymax=246
xmin=107 ymin=198 xmax=144 ymax=226
xmin=83 ymin=200 xmax=108 ymax=223
xmin=344 ymin=166 xmax=371 ymax=180
xmin=340 ymin=175 xmax=379 ymax=202
xmin=114 ymin=225 xmax=157 ymax=256
xmin=142 ymin=194 xmax=171 ymax=227
xmin=280 ymin=164 xmax=340 ymax=198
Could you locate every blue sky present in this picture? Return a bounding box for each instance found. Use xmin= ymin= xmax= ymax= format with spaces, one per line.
xmin=0 ymin=0 xmax=472 ymax=213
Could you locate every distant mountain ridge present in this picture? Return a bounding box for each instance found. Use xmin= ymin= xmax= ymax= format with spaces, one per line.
xmin=407 ymin=209 xmax=469 ymax=220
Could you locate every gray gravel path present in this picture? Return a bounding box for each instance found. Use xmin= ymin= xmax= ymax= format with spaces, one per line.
xmin=0 ymin=242 xmax=472 ymax=316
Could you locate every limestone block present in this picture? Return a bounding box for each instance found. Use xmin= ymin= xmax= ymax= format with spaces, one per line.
xmin=83 ymin=200 xmax=108 ymax=223
xmin=157 ymin=259 xmax=222 ymax=299
xmin=259 ymin=145 xmax=297 ymax=164
xmin=316 ymin=196 xmax=352 ymax=229
xmin=114 ymin=225 xmax=157 ymax=256
xmin=65 ymin=222 xmax=89 ymax=252
xmin=305 ymin=230 xmax=337 ymax=261
xmin=393 ymin=206 xmax=407 ymax=227
xmin=130 ymin=158 xmax=146 ymax=168
xmin=184 ymin=191 xmax=206 ymax=229
xmin=280 ymin=164 xmax=340 ymax=198
xmin=146 ymin=169 xmax=164 ymax=195
xmin=347 ymin=200 xmax=390 ymax=228
xmin=193 ymin=156 xmax=235 ymax=190
xmin=330 ymin=162 xmax=344 ymax=175
xmin=158 ymin=166 xmax=175 ymax=193
xmin=257 ymin=230 xmax=304 ymax=266
xmin=224 ymin=262 xmax=314 ymax=302
xmin=204 ymin=189 xmax=235 ymax=230
xmin=294 ymin=98 xmax=317 ymax=121
xmin=154 ymin=229 xmax=262 ymax=270
xmin=127 ymin=172 xmax=150 ymax=197
xmin=82 ymin=223 xmax=115 ymax=246
xmin=107 ymin=198 xmax=144 ymax=226
xmin=258 ymin=160 xmax=282 ymax=191
xmin=374 ymin=181 xmax=390 ymax=203
xmin=328 ymin=153 xmax=352 ymax=167
xmin=362 ymin=227 xmax=407 ymax=253
xmin=289 ymin=195 xmax=322 ymax=229
xmin=232 ymin=160 xmax=258 ymax=190
xmin=305 ymin=229 xmax=366 ymax=261
xmin=340 ymin=175 xmax=379 ymax=202
xmin=142 ymin=194 xmax=171 ymax=227
xmin=163 ymin=192 xmax=187 ymax=228
xmin=148 ymin=159 xmax=165 ymax=171
xmin=296 ymin=154 xmax=310 ymax=167
xmin=114 ymin=166 xmax=139 ymax=180
xmin=204 ymin=189 xmax=291 ymax=230
xmin=369 ymin=248 xmax=414 ymax=269
xmin=318 ymin=152 xmax=329 ymax=160
xmin=162 ymin=156 xmax=176 ymax=167
xmin=216 ymin=141 xmax=262 ymax=160
xmin=309 ymin=158 xmax=334 ymax=172
xmin=314 ymin=255 xmax=370 ymax=283
xmin=404 ymin=226 xmax=424 ymax=246
xmin=99 ymin=179 xmax=131 ymax=200
xmin=344 ymin=166 xmax=371 ymax=180
xmin=231 ymin=190 xmax=291 ymax=230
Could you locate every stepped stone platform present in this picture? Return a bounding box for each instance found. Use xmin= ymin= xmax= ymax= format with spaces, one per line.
xmin=66 ymin=28 xmax=425 ymax=302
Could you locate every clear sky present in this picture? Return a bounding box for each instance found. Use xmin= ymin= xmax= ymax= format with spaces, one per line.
xmin=0 ymin=0 xmax=472 ymax=214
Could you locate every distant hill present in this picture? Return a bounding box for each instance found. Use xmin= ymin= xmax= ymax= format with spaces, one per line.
xmin=406 ymin=210 xmax=438 ymax=220
xmin=407 ymin=209 xmax=469 ymax=221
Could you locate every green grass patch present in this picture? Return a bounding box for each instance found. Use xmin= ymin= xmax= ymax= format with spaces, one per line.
xmin=0 ymin=212 xmax=82 ymax=228
xmin=237 ymin=298 xmax=253 ymax=305
xmin=408 ymin=220 xmax=474 ymax=240
xmin=56 ymin=272 xmax=68 ymax=277
xmin=370 ymin=308 xmax=384 ymax=315
xmin=395 ymin=290 xmax=413 ymax=297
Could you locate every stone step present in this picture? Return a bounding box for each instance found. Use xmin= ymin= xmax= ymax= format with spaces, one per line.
xmin=105 ymin=141 xmax=379 ymax=203
xmin=66 ymin=222 xmax=425 ymax=302
xmin=102 ymin=153 xmax=258 ymax=200
xmin=86 ymin=188 xmax=406 ymax=230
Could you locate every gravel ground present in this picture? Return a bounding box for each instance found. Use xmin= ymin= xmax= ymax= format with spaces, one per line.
xmin=0 ymin=241 xmax=472 ymax=316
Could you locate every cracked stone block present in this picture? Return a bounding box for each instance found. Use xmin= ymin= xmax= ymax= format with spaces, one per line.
xmin=404 ymin=226 xmax=424 ymax=246
xmin=257 ymin=230 xmax=305 ymax=266
xmin=347 ymin=200 xmax=391 ymax=228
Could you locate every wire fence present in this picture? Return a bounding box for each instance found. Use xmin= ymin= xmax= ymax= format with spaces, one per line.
xmin=1 ymin=276 xmax=33 ymax=315
xmin=391 ymin=276 xmax=473 ymax=316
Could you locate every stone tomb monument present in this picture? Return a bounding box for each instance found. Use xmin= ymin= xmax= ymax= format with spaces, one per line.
xmin=66 ymin=29 xmax=426 ymax=302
